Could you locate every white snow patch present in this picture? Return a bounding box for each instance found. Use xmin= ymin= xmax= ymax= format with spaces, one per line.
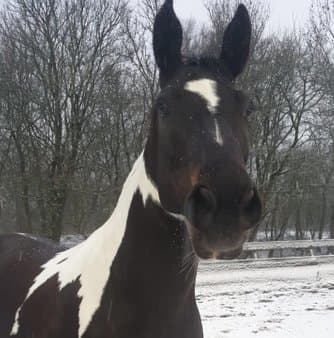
xmin=196 ymin=260 xmax=334 ymax=338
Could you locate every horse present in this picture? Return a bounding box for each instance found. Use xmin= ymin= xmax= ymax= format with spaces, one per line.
xmin=0 ymin=1 xmax=261 ymax=337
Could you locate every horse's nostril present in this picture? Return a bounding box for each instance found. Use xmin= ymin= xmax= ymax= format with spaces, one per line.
xmin=196 ymin=186 xmax=216 ymax=212
xmin=242 ymin=188 xmax=262 ymax=227
xmin=185 ymin=186 xmax=216 ymax=230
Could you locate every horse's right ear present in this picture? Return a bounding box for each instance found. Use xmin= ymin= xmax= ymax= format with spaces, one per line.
xmin=153 ymin=0 xmax=183 ymax=87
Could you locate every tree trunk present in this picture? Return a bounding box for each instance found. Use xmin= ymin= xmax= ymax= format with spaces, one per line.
xmin=13 ymin=135 xmax=32 ymax=233
xmin=330 ymin=205 xmax=334 ymax=239
xmin=47 ymin=180 xmax=68 ymax=242
xmin=318 ymin=187 xmax=327 ymax=239
xmin=295 ymin=203 xmax=303 ymax=240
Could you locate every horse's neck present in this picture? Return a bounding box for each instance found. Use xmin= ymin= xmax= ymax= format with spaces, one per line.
xmin=109 ymin=150 xmax=197 ymax=272
xmin=100 ymin=153 xmax=199 ymax=332
xmin=74 ymin=151 xmax=196 ymax=287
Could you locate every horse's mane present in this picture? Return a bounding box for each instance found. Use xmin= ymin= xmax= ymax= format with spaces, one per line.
xmin=183 ymin=55 xmax=233 ymax=80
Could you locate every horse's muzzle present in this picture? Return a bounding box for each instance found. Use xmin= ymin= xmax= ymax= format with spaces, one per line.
xmin=184 ymin=185 xmax=261 ymax=260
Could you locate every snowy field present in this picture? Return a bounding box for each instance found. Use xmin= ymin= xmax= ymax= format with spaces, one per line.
xmin=197 ymin=258 xmax=334 ymax=338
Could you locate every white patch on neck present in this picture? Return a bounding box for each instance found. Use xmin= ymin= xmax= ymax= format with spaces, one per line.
xmin=10 ymin=153 xmax=163 ymax=338
xmin=184 ymin=78 xmax=223 ymax=145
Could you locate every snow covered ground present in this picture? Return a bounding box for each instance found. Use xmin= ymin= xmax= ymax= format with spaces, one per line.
xmin=197 ymin=259 xmax=334 ymax=338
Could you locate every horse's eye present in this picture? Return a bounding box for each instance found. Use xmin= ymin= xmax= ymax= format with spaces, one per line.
xmin=156 ymin=100 xmax=169 ymax=117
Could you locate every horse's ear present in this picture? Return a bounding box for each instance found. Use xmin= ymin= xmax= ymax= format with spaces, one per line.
xmin=153 ymin=0 xmax=183 ymax=87
xmin=220 ymin=4 xmax=251 ymax=79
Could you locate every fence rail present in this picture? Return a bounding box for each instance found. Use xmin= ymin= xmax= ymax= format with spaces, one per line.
xmin=243 ymin=239 xmax=334 ymax=258
xmin=244 ymin=239 xmax=334 ymax=251
xmin=199 ymin=240 xmax=334 ymax=272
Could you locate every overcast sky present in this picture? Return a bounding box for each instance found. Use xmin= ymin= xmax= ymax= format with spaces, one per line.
xmin=0 ymin=0 xmax=313 ymax=33
xmin=174 ymin=0 xmax=313 ymax=34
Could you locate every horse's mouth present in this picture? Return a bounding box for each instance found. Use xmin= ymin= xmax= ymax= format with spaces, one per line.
xmin=216 ymin=246 xmax=244 ymax=260
xmin=190 ymin=231 xmax=247 ymax=260
xmin=194 ymin=245 xmax=244 ymax=260
xmin=184 ymin=219 xmax=249 ymax=260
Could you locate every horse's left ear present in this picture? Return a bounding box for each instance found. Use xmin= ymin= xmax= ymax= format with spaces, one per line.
xmin=153 ymin=0 xmax=183 ymax=87
xmin=220 ymin=4 xmax=251 ymax=79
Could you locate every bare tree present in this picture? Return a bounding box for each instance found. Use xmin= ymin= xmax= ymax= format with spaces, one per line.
xmin=0 ymin=0 xmax=127 ymax=240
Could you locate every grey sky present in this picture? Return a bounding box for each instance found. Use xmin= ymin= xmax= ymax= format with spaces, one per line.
xmin=0 ymin=0 xmax=313 ymax=33
xmin=174 ymin=0 xmax=313 ymax=33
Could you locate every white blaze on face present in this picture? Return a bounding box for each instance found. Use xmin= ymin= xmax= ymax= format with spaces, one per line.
xmin=184 ymin=78 xmax=223 ymax=145
xmin=10 ymin=153 xmax=163 ymax=338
